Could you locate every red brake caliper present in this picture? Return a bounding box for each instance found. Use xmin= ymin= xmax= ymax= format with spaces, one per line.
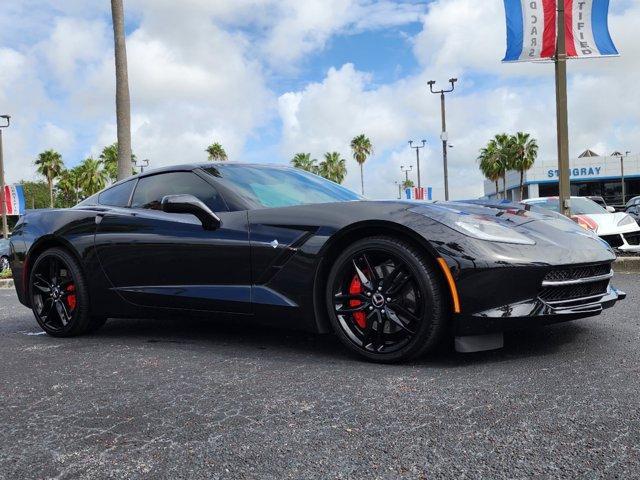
xmin=349 ymin=275 xmax=367 ymax=329
xmin=65 ymin=284 xmax=77 ymax=311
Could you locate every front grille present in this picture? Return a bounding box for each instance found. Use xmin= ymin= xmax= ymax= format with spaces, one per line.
xmin=601 ymin=234 xmax=624 ymax=248
xmin=623 ymin=232 xmax=640 ymax=246
xmin=539 ymin=280 xmax=609 ymax=302
xmin=543 ymin=263 xmax=612 ymax=282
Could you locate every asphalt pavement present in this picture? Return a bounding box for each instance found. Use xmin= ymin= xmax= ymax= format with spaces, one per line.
xmin=1 ymin=275 xmax=639 ymax=479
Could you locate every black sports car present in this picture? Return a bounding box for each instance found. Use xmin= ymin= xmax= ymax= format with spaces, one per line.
xmin=9 ymin=163 xmax=625 ymax=362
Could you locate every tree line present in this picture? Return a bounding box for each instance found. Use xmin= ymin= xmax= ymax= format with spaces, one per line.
xmin=290 ymin=134 xmax=373 ymax=192
xmin=25 ymin=143 xmax=134 ymax=209
xmin=478 ymin=132 xmax=538 ymax=200
xmin=205 ymin=134 xmax=374 ymax=194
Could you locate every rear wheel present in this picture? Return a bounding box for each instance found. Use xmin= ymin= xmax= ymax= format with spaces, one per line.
xmin=325 ymin=236 xmax=446 ymax=363
xmin=29 ymin=248 xmax=92 ymax=337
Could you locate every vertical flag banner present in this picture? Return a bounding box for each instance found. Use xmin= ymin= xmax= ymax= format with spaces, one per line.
xmin=503 ymin=0 xmax=557 ymax=62
xmin=404 ymin=187 xmax=427 ymax=200
xmin=3 ymin=185 xmax=26 ymax=216
xmin=565 ymin=0 xmax=618 ymax=58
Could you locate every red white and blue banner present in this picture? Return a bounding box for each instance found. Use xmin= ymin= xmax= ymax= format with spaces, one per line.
xmin=404 ymin=187 xmax=432 ymax=201
xmin=564 ymin=0 xmax=618 ymax=58
xmin=503 ymin=0 xmax=557 ymax=61
xmin=2 ymin=184 xmax=26 ymax=216
xmin=503 ymin=0 xmax=618 ymax=62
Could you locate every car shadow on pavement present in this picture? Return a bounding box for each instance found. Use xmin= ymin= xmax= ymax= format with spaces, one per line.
xmin=90 ymin=314 xmax=592 ymax=366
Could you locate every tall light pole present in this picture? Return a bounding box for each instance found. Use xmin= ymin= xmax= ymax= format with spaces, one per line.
xmin=408 ymin=140 xmax=426 ymax=188
xmin=555 ymin=2 xmax=571 ymax=217
xmin=394 ymin=181 xmax=402 ymax=199
xmin=615 ymin=150 xmax=631 ymax=205
xmin=133 ymin=158 xmax=150 ymax=173
xmin=400 ymin=165 xmax=413 ymax=185
xmin=428 ymin=78 xmax=457 ymax=201
xmin=0 ymin=115 xmax=10 ymax=239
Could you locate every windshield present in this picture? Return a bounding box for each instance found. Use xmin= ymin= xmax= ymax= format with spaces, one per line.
xmin=525 ymin=197 xmax=609 ymax=215
xmin=203 ymin=164 xmax=361 ymax=208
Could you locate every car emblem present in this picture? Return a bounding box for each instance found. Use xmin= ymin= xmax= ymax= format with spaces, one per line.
xmin=270 ymin=239 xmax=279 ymax=249
xmin=372 ymin=292 xmax=385 ymax=308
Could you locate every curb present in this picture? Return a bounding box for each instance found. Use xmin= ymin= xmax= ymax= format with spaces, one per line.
xmin=614 ymin=256 xmax=640 ymax=274
xmin=0 ymin=278 xmax=14 ymax=289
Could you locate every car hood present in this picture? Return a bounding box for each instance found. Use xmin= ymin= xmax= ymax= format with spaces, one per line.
xmin=405 ymin=200 xmax=615 ymax=260
xmin=575 ymin=212 xmax=640 ymax=235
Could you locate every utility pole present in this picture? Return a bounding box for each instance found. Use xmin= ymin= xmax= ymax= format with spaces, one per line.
xmin=408 ymin=140 xmax=426 ymax=188
xmin=428 ymin=78 xmax=457 ymax=201
xmin=0 ymin=115 xmax=10 ymax=239
xmin=616 ymin=150 xmax=631 ymax=205
xmin=555 ymin=3 xmax=571 ymax=217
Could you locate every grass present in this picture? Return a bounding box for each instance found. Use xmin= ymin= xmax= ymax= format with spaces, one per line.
xmin=0 ymin=269 xmax=12 ymax=279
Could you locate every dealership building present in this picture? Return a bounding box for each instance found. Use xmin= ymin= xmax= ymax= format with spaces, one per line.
xmin=483 ymin=150 xmax=640 ymax=205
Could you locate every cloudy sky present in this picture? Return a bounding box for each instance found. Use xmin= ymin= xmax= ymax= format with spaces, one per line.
xmin=1 ymin=0 xmax=639 ymax=199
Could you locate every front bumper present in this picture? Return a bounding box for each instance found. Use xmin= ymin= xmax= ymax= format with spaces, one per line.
xmin=453 ymin=285 xmax=625 ymax=336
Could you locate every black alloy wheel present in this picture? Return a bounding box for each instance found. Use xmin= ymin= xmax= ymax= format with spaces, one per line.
xmin=326 ymin=236 xmax=446 ymax=363
xmin=29 ymin=248 xmax=97 ymax=336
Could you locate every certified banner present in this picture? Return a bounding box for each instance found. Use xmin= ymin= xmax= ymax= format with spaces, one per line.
xmin=502 ymin=0 xmax=618 ymax=62
xmin=503 ymin=0 xmax=557 ymax=62
xmin=564 ymin=0 xmax=618 ymax=58
xmin=3 ymin=184 xmax=26 ymax=216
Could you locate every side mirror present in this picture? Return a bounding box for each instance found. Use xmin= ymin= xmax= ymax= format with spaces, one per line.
xmin=606 ymin=206 xmax=616 ymax=213
xmin=161 ymin=194 xmax=221 ymax=230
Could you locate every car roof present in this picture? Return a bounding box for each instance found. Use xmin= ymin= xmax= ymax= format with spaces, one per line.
xmin=107 ymin=162 xmax=294 ymax=189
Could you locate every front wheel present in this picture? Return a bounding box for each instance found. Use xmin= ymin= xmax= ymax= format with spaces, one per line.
xmin=29 ymin=248 xmax=92 ymax=337
xmin=325 ymin=236 xmax=447 ymax=363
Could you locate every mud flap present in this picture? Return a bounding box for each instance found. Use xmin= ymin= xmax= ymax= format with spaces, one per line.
xmin=455 ymin=333 xmax=504 ymax=353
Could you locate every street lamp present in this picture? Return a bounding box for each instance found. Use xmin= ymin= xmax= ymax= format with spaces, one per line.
xmin=394 ymin=181 xmax=402 ymax=199
xmin=133 ymin=158 xmax=150 ymax=173
xmin=400 ymin=165 xmax=413 ymax=185
xmin=614 ymin=150 xmax=631 ymax=205
xmin=0 ymin=115 xmax=11 ymax=239
xmin=428 ymin=78 xmax=457 ymax=201
xmin=408 ymin=140 xmax=426 ymax=188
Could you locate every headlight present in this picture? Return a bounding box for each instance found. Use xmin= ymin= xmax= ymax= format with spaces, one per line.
xmin=617 ymin=214 xmax=636 ymax=227
xmin=453 ymin=216 xmax=536 ymax=245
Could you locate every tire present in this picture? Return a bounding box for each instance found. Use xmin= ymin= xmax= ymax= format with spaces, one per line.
xmin=325 ymin=236 xmax=447 ymax=363
xmin=29 ymin=247 xmax=92 ymax=337
xmin=0 ymin=256 xmax=9 ymax=272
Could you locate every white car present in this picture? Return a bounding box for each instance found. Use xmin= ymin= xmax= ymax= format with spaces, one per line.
xmin=522 ymin=196 xmax=640 ymax=253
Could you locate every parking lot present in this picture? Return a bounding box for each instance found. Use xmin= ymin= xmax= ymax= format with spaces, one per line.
xmin=0 ymin=274 xmax=639 ymax=479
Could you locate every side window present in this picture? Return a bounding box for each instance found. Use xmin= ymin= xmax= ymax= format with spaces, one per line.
xmin=131 ymin=172 xmax=227 ymax=212
xmin=98 ymin=180 xmax=136 ymax=207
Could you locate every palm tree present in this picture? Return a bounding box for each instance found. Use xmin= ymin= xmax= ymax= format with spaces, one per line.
xmin=56 ymin=167 xmax=83 ymax=206
xmin=78 ymin=158 xmax=108 ymax=196
xmin=318 ymin=152 xmax=347 ymax=184
xmin=512 ymin=132 xmax=538 ymax=200
xmin=99 ymin=142 xmax=136 ymax=182
xmin=350 ymin=134 xmax=372 ymax=195
xmin=110 ymin=0 xmax=133 ymax=181
xmin=492 ymin=133 xmax=516 ymax=199
xmin=291 ymin=153 xmax=318 ymax=173
xmin=35 ymin=149 xmax=64 ymax=208
xmin=478 ymin=144 xmax=502 ymax=198
xmin=206 ymin=142 xmax=228 ymax=162
xmin=402 ymin=179 xmax=415 ymax=189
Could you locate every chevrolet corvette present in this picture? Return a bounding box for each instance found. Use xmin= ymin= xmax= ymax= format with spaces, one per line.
xmin=9 ymin=163 xmax=625 ymax=362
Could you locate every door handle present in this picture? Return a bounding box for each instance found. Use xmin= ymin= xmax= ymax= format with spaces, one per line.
xmin=95 ymin=214 xmax=105 ymax=225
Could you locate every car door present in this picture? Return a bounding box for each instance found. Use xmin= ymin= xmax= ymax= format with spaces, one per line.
xmin=94 ymin=170 xmax=251 ymax=313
